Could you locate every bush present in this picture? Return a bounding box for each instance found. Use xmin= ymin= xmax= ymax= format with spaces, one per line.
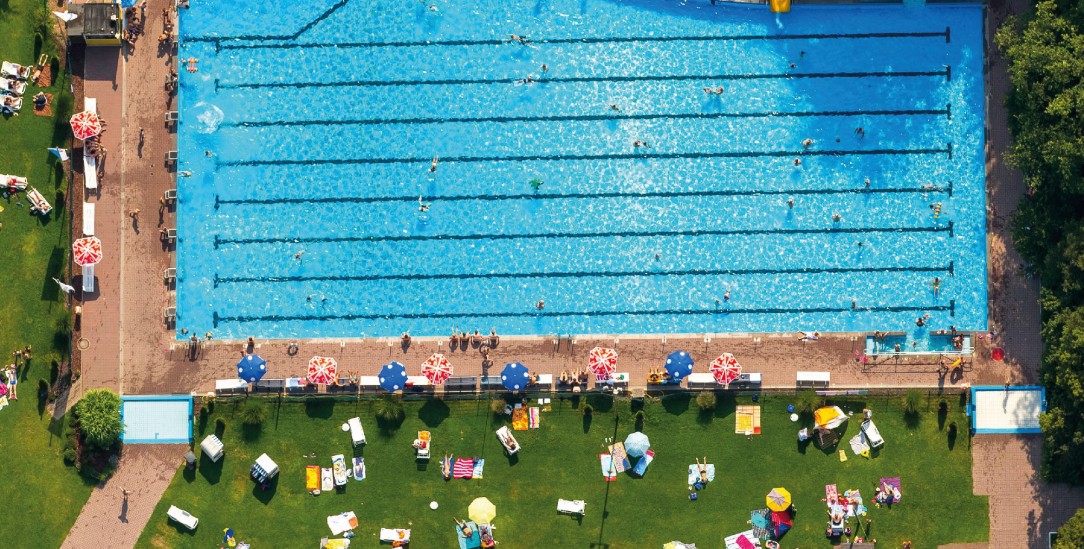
xmin=582 ymin=404 xmax=593 ymax=417
xmin=695 ymin=392 xmax=717 ymax=412
xmin=793 ymin=390 xmax=823 ymax=414
xmin=1054 ymin=507 xmax=1084 ymax=549
xmin=490 ymin=398 xmax=507 ymax=415
xmin=62 ymin=448 xmax=77 ymax=464
xmin=239 ymin=399 xmax=267 ymax=426
xmin=903 ymin=390 xmax=923 ymax=415
xmin=74 ymin=389 xmax=122 ymax=449
xmin=216 ymin=418 xmax=227 ymax=431
xmin=375 ymin=395 xmax=405 ymax=424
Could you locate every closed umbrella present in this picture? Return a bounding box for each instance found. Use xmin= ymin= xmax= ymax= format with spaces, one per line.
xmin=624 ymin=432 xmax=650 ymax=458
xmin=421 ymin=353 xmax=453 ymax=385
xmin=306 ymin=356 xmax=337 ymax=385
xmin=664 ymin=350 xmax=694 ymax=380
xmin=709 ymin=353 xmax=742 ymax=387
xmin=588 ymin=346 xmax=618 ymax=377
xmin=500 ymin=362 xmax=530 ymax=392
xmin=766 ymin=487 xmax=792 ymax=512
xmin=237 ymin=354 xmax=266 ymax=383
xmin=468 ymin=497 xmax=496 ymax=524
xmin=378 ymin=361 xmax=408 ymax=392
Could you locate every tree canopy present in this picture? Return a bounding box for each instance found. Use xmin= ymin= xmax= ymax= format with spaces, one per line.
xmin=1055 ymin=507 xmax=1084 ymax=549
xmin=74 ymin=389 xmax=123 ymax=449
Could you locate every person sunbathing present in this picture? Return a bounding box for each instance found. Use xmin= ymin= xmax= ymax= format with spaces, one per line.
xmin=559 ymin=371 xmax=569 ymax=384
xmin=488 ymin=329 xmax=499 ymax=347
xmin=450 ymin=332 xmax=459 ymax=347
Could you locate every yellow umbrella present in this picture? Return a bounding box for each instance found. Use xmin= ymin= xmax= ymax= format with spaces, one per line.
xmin=766 ymin=487 xmax=792 ymax=512
xmin=468 ymin=497 xmax=497 ymax=524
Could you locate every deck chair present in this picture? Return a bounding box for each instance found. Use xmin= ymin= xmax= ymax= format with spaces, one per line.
xmin=161 ymin=228 xmax=177 ymax=243
xmin=163 ymin=188 xmax=177 ymax=202
xmin=557 ymin=499 xmax=585 ymax=516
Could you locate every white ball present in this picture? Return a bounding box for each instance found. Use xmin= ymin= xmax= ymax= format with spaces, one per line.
xmin=430 ymin=501 xmax=439 ymax=510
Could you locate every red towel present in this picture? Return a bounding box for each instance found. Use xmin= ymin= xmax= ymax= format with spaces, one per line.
xmin=735 ymin=535 xmax=757 ymax=549
xmin=453 ymin=458 xmax=474 ymax=479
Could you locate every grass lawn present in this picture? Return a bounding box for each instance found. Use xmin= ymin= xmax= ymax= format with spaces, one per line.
xmin=139 ymin=393 xmax=986 ymax=548
xmin=0 ymin=1 xmax=94 ymax=547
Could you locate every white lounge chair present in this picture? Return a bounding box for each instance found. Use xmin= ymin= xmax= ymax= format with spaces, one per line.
xmin=557 ymin=499 xmax=586 ymax=516
xmin=1 ymin=174 xmax=27 ymax=191
xmin=1 ymin=96 xmax=22 ymax=114
xmin=379 ymin=528 xmax=411 ymax=543
xmin=0 ymin=77 xmax=26 ymax=96
xmin=1 ymin=61 xmax=30 ymax=80
xmin=26 ymin=187 xmax=52 ymax=215
xmin=167 ymin=505 xmax=198 ymax=530
xmin=861 ymin=418 xmax=885 ymax=449
xmin=496 ymin=425 xmax=520 ymax=455
xmin=347 ymin=417 xmax=365 ymax=446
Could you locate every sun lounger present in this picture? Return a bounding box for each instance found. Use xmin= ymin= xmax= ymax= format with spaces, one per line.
xmin=82 ymin=202 xmax=95 ymax=236
xmin=1 ymin=61 xmax=30 ymax=80
xmin=1 ymin=175 xmax=27 ymax=191
xmin=380 ymin=529 xmax=411 ymax=543
xmin=557 ymin=499 xmax=586 ymax=516
xmin=0 ymin=77 xmax=27 ymax=95
xmin=347 ymin=417 xmax=365 ymax=446
xmin=326 ymin=511 xmax=358 ymax=536
xmin=1 ymin=96 xmax=23 ymax=113
xmin=321 ymin=467 xmax=333 ymax=491
xmin=495 ymin=425 xmax=520 ymax=455
xmin=332 ymin=454 xmax=348 ymax=486
xmin=27 ymin=187 xmax=51 ymax=215
xmin=861 ymin=418 xmax=885 ymax=448
xmin=415 ymin=430 xmax=431 ymax=460
xmin=167 ymin=505 xmax=198 ymax=530
xmin=82 ymin=264 xmax=95 ymax=293
xmin=306 ymin=465 xmax=319 ymax=491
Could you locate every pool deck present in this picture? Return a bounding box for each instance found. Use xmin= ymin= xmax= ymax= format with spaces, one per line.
xmin=60 ymin=0 xmax=1084 ymax=547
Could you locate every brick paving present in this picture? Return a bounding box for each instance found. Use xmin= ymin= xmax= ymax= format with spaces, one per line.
xmin=60 ymin=445 xmax=186 ymax=549
xmin=58 ymin=0 xmax=1083 ymax=547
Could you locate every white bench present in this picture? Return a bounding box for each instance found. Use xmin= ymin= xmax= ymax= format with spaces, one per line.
xmin=167 ymin=505 xmax=198 ymax=530
xmin=82 ymin=202 xmax=94 ymax=236
xmin=83 ymin=97 xmax=98 ymax=191
xmin=81 ymin=264 xmax=95 ymax=293
xmin=796 ymin=371 xmax=830 ymax=389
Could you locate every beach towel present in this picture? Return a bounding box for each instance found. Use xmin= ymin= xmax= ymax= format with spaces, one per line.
xmin=599 ymin=453 xmax=617 ymax=481
xmin=825 ymin=484 xmax=838 ymax=503
xmin=849 ymin=433 xmax=871 ymax=458
xmin=838 ymin=449 xmax=848 ymax=462
xmin=687 ymin=464 xmax=715 ymax=485
xmin=631 ymin=449 xmax=654 ymax=477
xmin=529 ymin=407 xmax=540 ymax=429
xmin=321 ymin=467 xmax=333 ymax=491
xmin=880 ymin=477 xmax=902 ymax=502
xmin=472 ymin=458 xmax=485 ymax=479
xmin=306 ymin=465 xmax=319 ymax=491
xmin=352 ymin=457 xmax=365 ymax=481
xmin=735 ymin=405 xmax=762 ymax=434
xmin=326 ymin=511 xmax=358 ymax=535
xmin=607 ymin=442 xmax=630 ymax=473
xmin=453 ymin=458 xmax=474 ymax=479
xmin=512 ymin=407 xmax=529 ymax=431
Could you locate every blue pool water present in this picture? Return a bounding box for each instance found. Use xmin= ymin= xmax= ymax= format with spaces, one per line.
xmin=176 ymin=0 xmax=987 ymax=340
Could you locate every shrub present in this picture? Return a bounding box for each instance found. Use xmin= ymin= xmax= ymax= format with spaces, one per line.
xmin=375 ymin=395 xmax=405 ymax=424
xmin=903 ymin=389 xmax=923 ymax=415
xmin=793 ymin=390 xmax=823 ymax=414
xmin=695 ymin=392 xmax=717 ymax=412
xmin=582 ymin=404 xmax=594 ymax=417
xmin=74 ymin=389 xmax=122 ymax=449
xmin=490 ymin=398 xmax=507 ymax=415
xmin=239 ymin=399 xmax=267 ymax=426
xmin=216 ymin=418 xmax=227 ymax=432
xmin=62 ymin=448 xmax=77 ymax=464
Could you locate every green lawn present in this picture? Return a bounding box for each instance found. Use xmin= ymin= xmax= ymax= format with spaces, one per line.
xmin=0 ymin=1 xmax=94 ymax=548
xmin=138 ymin=393 xmax=987 ymax=548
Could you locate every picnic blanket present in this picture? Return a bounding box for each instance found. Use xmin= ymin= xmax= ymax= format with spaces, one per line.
xmin=327 ymin=511 xmax=358 ymax=535
xmin=529 ymin=407 xmax=540 ymax=429
xmin=842 ymin=489 xmax=867 ymax=516
xmin=687 ymin=464 xmax=715 ymax=485
xmin=512 ymin=407 xmax=529 ymax=431
xmin=735 ymin=405 xmax=762 ymax=434
xmin=321 ymin=467 xmax=333 ymax=491
xmin=453 ymin=458 xmax=475 ymax=479
xmin=607 ymin=442 xmax=630 ymax=473
xmin=352 ymin=457 xmax=365 ymax=481
xmin=599 ymin=454 xmax=617 ymax=481
xmin=749 ymin=508 xmax=772 ymax=539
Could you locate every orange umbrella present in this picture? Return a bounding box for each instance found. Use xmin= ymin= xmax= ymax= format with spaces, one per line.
xmin=306 ymin=356 xmax=338 ymax=385
xmin=421 ymin=353 xmax=453 ymax=385
xmin=72 ymin=236 xmax=103 ymax=266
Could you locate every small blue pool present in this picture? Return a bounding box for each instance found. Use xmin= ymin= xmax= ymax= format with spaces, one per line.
xmin=121 ymin=395 xmax=193 ymax=444
xmin=176 ymin=0 xmax=987 ymax=339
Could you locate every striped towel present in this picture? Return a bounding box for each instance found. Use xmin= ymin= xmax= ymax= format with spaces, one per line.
xmin=825 ymin=483 xmax=838 ymax=502
xmin=453 ymin=458 xmax=474 ymax=479
xmin=528 ymin=407 xmax=540 ymax=429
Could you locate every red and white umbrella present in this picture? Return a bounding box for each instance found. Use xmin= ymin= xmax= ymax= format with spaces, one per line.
xmin=709 ymin=353 xmax=742 ymax=387
xmin=69 ymin=111 xmax=102 ymax=141
xmin=72 ymin=236 xmax=103 ymax=266
xmin=306 ymin=355 xmax=338 ymax=385
xmin=588 ymin=346 xmax=618 ymax=377
xmin=421 ymin=353 xmax=453 ymax=385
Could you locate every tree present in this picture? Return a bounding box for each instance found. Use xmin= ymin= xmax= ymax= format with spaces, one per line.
xmin=239 ymin=398 xmax=267 ymax=426
xmin=75 ymin=389 xmax=122 ymax=449
xmin=1054 ymin=507 xmax=1084 ymax=549
xmin=374 ymin=395 xmax=405 ymax=424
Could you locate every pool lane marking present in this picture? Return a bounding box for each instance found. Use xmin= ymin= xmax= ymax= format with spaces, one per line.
xmin=225 ymin=106 xmax=951 ymax=128
xmin=214 ymin=182 xmax=954 ymax=209
xmin=218 ymin=145 xmax=952 ymax=167
xmin=213 ymin=262 xmax=954 ymax=287
xmin=206 ymin=29 xmax=951 ymax=50
xmin=212 ymin=301 xmax=955 ymax=327
xmin=215 ymin=69 xmax=951 ymax=90
xmin=182 ymin=0 xmax=351 ymax=47
xmin=212 ymin=222 xmax=954 ymax=248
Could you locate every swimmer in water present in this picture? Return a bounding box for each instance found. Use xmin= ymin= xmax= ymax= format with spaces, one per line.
xmin=793 ymin=158 xmax=802 ymax=166
xmin=787 ymin=198 xmax=794 ymax=208
xmin=802 ymin=138 xmax=813 ymax=149
xmin=429 ymin=157 xmax=438 ymax=173
xmin=419 ymin=197 xmax=430 ymax=212
xmin=609 ymin=104 xmax=620 ymax=111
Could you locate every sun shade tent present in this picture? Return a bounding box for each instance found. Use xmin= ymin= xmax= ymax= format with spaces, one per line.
xmin=200 ymin=434 xmax=224 ymax=462
xmin=250 ymin=453 xmax=278 ymax=483
xmin=814 ymin=406 xmax=847 ymax=430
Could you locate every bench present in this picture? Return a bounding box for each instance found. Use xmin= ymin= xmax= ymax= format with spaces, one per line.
xmin=796 ymin=371 xmax=830 ymax=389
xmin=214 ymin=378 xmax=248 ymax=396
xmin=444 ymin=376 xmax=478 ymax=394
xmin=685 ymin=372 xmax=717 ymax=390
xmin=479 ymin=375 xmax=504 ymax=392
xmin=82 ymin=202 xmax=95 ymax=236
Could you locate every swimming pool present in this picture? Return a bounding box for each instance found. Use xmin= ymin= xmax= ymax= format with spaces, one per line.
xmin=176 ymin=0 xmax=987 ymax=340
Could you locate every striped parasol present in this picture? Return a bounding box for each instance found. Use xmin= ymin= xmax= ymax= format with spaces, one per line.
xmin=421 ymin=353 xmax=453 ymax=385
xmin=69 ymin=110 xmax=102 ymax=141
xmin=709 ymin=353 xmax=742 ymax=387
xmin=72 ymin=236 xmax=103 ymax=266
xmin=588 ymin=346 xmax=618 ymax=377
xmin=306 ymin=355 xmax=338 ymax=385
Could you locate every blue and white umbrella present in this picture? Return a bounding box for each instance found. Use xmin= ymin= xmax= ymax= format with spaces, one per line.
xmin=501 ymin=362 xmax=531 ymax=392
xmin=379 ymin=361 xmax=408 ymax=392
xmin=624 ymin=431 xmax=650 ymax=458
xmin=236 ymin=354 xmax=267 ymax=383
xmin=665 ymin=350 xmax=694 ymax=380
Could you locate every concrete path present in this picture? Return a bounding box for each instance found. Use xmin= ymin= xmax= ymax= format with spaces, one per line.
xmin=60 ymin=445 xmax=185 ymax=549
